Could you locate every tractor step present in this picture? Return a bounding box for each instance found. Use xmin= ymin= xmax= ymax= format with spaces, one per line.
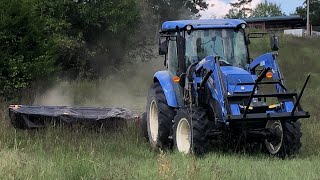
xmin=9 ymin=105 xmax=138 ymax=130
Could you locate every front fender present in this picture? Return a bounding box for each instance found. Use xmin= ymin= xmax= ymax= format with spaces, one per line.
xmin=249 ymin=53 xmax=276 ymax=71
xmin=249 ymin=52 xmax=284 ymax=92
xmin=153 ymin=71 xmax=178 ymax=108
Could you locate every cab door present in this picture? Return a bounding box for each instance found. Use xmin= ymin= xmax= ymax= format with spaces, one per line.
xmin=167 ymin=35 xmax=184 ymax=106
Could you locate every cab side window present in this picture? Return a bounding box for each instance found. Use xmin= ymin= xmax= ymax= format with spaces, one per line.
xmin=167 ymin=38 xmax=178 ymax=75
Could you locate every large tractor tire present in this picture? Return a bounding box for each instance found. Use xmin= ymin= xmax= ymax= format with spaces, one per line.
xmin=173 ymin=108 xmax=214 ymax=156
xmin=146 ymin=82 xmax=175 ymax=149
xmin=264 ymin=120 xmax=302 ymax=157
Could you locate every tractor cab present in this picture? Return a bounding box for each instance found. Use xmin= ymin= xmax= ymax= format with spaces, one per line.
xmin=144 ymin=19 xmax=310 ymax=157
xmin=159 ymin=19 xmax=250 ymax=77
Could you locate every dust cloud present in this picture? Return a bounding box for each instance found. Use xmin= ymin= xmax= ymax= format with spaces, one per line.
xmin=34 ymin=81 xmax=74 ymax=106
xmin=34 ymin=59 xmax=164 ymax=112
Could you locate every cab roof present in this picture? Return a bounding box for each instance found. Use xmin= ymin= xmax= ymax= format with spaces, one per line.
xmin=161 ymin=19 xmax=246 ymax=32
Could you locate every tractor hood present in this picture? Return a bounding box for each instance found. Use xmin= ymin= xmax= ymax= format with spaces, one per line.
xmin=220 ymin=66 xmax=255 ymax=94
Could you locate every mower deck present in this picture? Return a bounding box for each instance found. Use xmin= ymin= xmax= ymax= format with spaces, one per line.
xmin=9 ymin=105 xmax=137 ymax=129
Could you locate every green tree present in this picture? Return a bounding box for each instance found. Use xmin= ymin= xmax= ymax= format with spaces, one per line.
xmin=0 ymin=0 xmax=57 ymax=99
xmin=44 ymin=0 xmax=141 ymax=76
xmin=0 ymin=0 xmax=141 ymax=100
xmin=230 ymin=0 xmax=253 ymax=8
xmin=251 ymin=1 xmax=284 ymax=17
xmin=296 ymin=0 xmax=320 ymax=26
xmin=225 ymin=0 xmax=253 ymax=18
xmin=147 ymin=0 xmax=208 ymax=22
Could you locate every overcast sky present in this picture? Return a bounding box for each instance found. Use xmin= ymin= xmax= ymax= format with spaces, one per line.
xmin=200 ymin=0 xmax=304 ymax=18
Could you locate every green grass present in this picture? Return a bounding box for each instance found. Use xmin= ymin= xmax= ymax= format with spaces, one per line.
xmin=1 ymin=36 xmax=320 ymax=179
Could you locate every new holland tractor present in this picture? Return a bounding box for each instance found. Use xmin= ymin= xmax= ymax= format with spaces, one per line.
xmin=142 ymin=19 xmax=310 ymax=157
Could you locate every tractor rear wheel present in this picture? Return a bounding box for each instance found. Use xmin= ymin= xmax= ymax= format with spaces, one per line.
xmin=173 ymin=108 xmax=214 ymax=156
xmin=264 ymin=120 xmax=302 ymax=157
xmin=281 ymin=121 xmax=302 ymax=157
xmin=146 ymin=82 xmax=175 ymax=149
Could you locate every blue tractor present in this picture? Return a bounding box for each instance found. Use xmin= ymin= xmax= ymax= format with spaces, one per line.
xmin=143 ymin=19 xmax=310 ymax=157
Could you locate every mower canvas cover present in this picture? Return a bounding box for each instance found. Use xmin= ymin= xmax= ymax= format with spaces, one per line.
xmin=9 ymin=105 xmax=137 ymax=129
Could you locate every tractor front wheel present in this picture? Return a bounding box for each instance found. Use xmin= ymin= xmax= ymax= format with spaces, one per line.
xmin=173 ymin=108 xmax=214 ymax=156
xmin=146 ymin=82 xmax=175 ymax=149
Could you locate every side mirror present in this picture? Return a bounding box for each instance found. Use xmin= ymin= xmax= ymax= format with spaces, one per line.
xmin=159 ymin=37 xmax=168 ymax=55
xmin=270 ymin=34 xmax=279 ymax=51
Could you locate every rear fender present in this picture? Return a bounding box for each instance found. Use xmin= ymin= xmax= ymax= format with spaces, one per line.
xmin=249 ymin=53 xmax=281 ymax=79
xmin=153 ymin=71 xmax=178 ymax=108
xmin=249 ymin=53 xmax=275 ymax=71
xmin=249 ymin=53 xmax=285 ymax=92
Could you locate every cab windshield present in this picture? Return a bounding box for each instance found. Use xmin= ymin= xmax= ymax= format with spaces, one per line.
xmin=185 ymin=29 xmax=248 ymax=69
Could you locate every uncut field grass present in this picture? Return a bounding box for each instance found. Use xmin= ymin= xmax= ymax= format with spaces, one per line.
xmin=1 ymin=36 xmax=320 ymax=179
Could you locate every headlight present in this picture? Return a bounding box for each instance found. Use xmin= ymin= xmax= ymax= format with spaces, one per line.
xmin=186 ymin=25 xmax=192 ymax=31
